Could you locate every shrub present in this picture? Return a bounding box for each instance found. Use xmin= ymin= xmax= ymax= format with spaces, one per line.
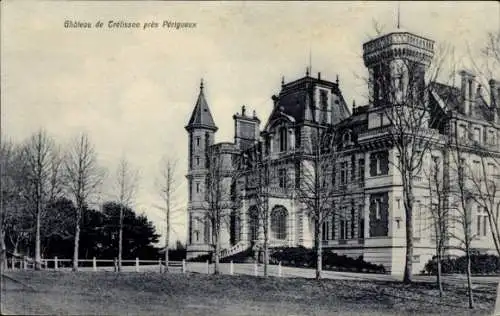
xmin=424 ymin=254 xmax=500 ymax=275
xmin=269 ymin=247 xmax=386 ymax=274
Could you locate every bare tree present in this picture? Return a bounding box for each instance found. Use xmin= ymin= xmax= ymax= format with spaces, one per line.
xmin=240 ymin=144 xmax=274 ymax=277
xmin=203 ymin=145 xmax=235 ymax=275
xmin=425 ymin=152 xmax=450 ymax=296
xmin=369 ymin=41 xmax=453 ymax=283
xmin=448 ymin=134 xmax=475 ymax=309
xmin=114 ymin=156 xmax=138 ymax=272
xmin=63 ymin=133 xmax=105 ymax=271
xmin=157 ymin=155 xmax=181 ymax=273
xmin=295 ymin=126 xmax=341 ymax=280
xmin=0 ymin=142 xmax=31 ymax=261
xmin=19 ymin=129 xmax=63 ymax=270
xmin=0 ymin=138 xmax=21 ymax=269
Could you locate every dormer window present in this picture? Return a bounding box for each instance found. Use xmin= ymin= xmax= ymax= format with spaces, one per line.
xmin=342 ymin=130 xmax=353 ymax=146
xmin=279 ymin=126 xmax=288 ymax=152
xmin=320 ymin=90 xmax=329 ymax=124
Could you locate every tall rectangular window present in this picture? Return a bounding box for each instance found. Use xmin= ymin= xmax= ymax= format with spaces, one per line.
xmin=278 ymin=168 xmax=287 ymax=188
xmin=477 ymin=207 xmax=488 ymax=236
xmin=473 ymin=127 xmax=481 ymax=143
xmin=369 ymin=151 xmax=389 ymax=176
xmin=358 ymin=159 xmax=365 ymax=185
xmin=350 ymin=207 xmax=355 ymax=239
xmin=341 ymin=162 xmax=348 ymax=184
xmin=279 ymin=127 xmax=288 ymax=152
xmin=351 ymin=155 xmax=356 ymax=181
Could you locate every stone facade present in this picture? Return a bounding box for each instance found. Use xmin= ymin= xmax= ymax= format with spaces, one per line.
xmin=185 ymin=29 xmax=500 ymax=275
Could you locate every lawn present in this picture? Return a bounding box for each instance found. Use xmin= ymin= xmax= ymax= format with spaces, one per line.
xmin=1 ymin=271 xmax=497 ymax=315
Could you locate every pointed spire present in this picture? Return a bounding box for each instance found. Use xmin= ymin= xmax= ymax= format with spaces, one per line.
xmin=397 ymin=1 xmax=401 ymax=29
xmin=185 ymin=79 xmax=218 ymax=132
xmin=336 ymin=74 xmax=339 ymax=85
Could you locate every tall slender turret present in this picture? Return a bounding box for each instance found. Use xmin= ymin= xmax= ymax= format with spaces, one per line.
xmin=185 ymin=79 xmax=218 ymax=258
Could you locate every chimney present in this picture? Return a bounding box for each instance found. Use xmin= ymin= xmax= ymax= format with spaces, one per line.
xmin=489 ymin=79 xmax=499 ymax=122
xmin=460 ymin=70 xmax=476 ymax=115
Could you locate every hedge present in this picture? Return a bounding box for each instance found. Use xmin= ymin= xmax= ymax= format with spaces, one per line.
xmin=424 ymin=254 xmax=500 ymax=275
xmin=270 ymin=247 xmax=386 ymax=274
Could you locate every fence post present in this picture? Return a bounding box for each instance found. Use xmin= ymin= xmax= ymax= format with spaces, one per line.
xmin=54 ymin=256 xmax=58 ymax=271
xmin=182 ymin=259 xmax=186 ymax=274
xmin=230 ymin=261 xmax=234 ymax=275
xmin=135 ymin=257 xmax=139 ymax=272
xmin=23 ymin=256 xmax=27 ymax=270
xmin=158 ymin=258 xmax=162 ymax=273
xmin=93 ymin=257 xmax=97 ymax=272
xmin=114 ymin=258 xmax=118 ymax=272
xmin=278 ymin=261 xmax=282 ymax=277
xmin=254 ymin=261 xmax=258 ymax=277
xmin=206 ymin=260 xmax=209 ymax=274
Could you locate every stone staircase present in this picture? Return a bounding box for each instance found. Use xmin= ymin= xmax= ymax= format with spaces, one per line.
xmin=219 ymin=241 xmax=250 ymax=259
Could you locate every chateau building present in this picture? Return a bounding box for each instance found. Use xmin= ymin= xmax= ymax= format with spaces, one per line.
xmin=185 ymin=27 xmax=500 ymax=274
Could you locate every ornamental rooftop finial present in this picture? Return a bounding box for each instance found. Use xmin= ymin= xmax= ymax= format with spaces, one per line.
xmin=200 ymin=78 xmax=204 ymax=91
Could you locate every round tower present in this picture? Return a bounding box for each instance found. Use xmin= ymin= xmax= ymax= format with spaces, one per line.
xmin=362 ymin=31 xmax=435 ymax=107
xmin=185 ymin=79 xmax=218 ymax=258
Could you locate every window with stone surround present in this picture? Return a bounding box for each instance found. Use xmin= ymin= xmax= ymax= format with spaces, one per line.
xmin=340 ymin=207 xmax=348 ymax=240
xmin=279 ymin=126 xmax=288 ymax=152
xmin=248 ymin=207 xmax=259 ymax=241
xmin=271 ymin=206 xmax=288 ymax=240
xmin=369 ymin=151 xmax=389 ymax=176
xmin=350 ymin=207 xmax=356 ymax=239
xmin=278 ymin=168 xmax=287 ymax=188
xmin=358 ymin=158 xmax=365 ymax=185
xmin=477 ymin=206 xmax=488 ymax=237
xmin=358 ymin=205 xmax=365 ymax=239
xmin=340 ymin=162 xmax=348 ymax=184
xmin=369 ymin=193 xmax=389 ymax=237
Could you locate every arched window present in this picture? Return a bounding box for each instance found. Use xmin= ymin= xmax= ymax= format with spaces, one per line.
xmin=342 ymin=130 xmax=352 ymax=146
xmin=271 ymin=206 xmax=288 ymax=240
xmin=248 ymin=207 xmax=259 ymax=241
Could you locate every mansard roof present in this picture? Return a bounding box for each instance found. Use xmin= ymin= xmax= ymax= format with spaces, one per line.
xmin=185 ymin=80 xmax=218 ymax=132
xmin=265 ymin=74 xmax=350 ymax=128
xmin=430 ymin=81 xmax=496 ymax=122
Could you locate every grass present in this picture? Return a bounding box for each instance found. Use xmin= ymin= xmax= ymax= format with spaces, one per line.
xmin=1 ymin=271 xmax=497 ymax=315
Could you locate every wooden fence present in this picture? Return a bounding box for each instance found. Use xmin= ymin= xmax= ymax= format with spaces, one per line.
xmin=4 ymin=257 xmax=284 ymax=277
xmin=6 ymin=256 xmax=186 ymax=273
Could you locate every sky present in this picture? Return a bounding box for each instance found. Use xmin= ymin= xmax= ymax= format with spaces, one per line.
xmin=2 ymin=1 xmax=499 ymax=247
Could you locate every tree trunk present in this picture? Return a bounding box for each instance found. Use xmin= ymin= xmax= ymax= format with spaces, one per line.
xmin=263 ymin=234 xmax=268 ymax=277
xmin=35 ymin=200 xmax=42 ymax=270
xmin=316 ymin=223 xmax=322 ymax=280
xmin=164 ymin=204 xmax=170 ymax=273
xmin=436 ymin=248 xmax=443 ymax=297
xmin=465 ymin=245 xmax=474 ymax=309
xmin=118 ymin=205 xmax=123 ymax=272
xmin=403 ymin=182 xmax=414 ymax=284
xmin=72 ymin=207 xmax=81 ymax=272
xmin=0 ymin=230 xmax=6 ymax=272
xmin=214 ymin=231 xmax=220 ymax=275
